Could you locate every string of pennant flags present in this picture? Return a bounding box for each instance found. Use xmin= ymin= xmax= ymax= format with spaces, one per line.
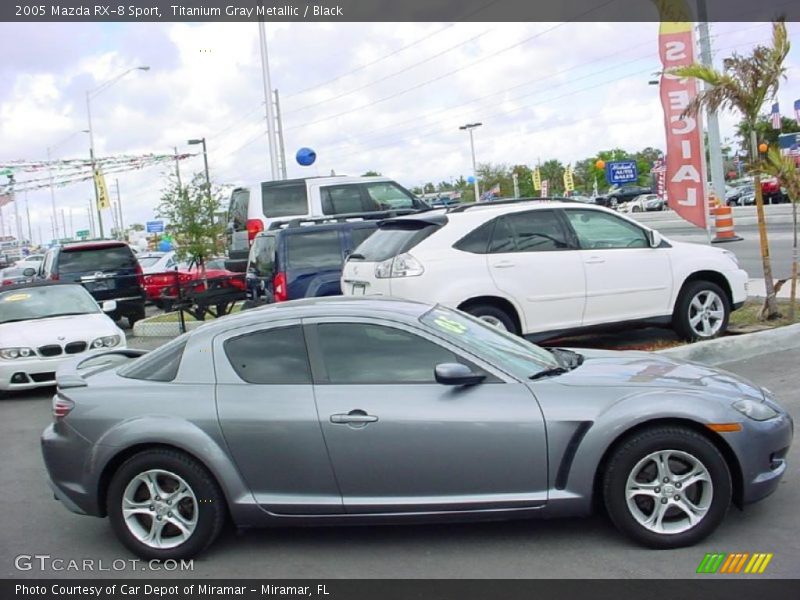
xmin=0 ymin=152 xmax=196 ymax=195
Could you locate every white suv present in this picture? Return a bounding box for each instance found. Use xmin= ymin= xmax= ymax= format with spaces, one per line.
xmin=341 ymin=200 xmax=748 ymax=341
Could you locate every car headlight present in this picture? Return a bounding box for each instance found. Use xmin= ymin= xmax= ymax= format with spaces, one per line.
xmin=375 ymin=253 xmax=425 ymax=279
xmin=91 ymin=335 xmax=120 ymax=349
xmin=732 ymin=399 xmax=779 ymax=421
xmin=0 ymin=347 xmax=34 ymax=360
xmin=721 ymin=249 xmax=740 ymax=268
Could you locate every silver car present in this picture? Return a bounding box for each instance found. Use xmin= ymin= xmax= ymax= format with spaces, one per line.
xmin=42 ymin=297 xmax=793 ymax=559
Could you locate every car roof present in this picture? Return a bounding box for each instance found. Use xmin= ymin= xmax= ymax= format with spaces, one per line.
xmin=191 ymin=296 xmax=432 ymax=339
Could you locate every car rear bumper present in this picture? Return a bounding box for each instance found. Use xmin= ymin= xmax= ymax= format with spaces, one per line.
xmin=41 ymin=421 xmax=101 ymax=516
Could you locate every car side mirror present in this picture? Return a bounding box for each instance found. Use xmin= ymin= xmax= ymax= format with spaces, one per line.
xmin=102 ymin=300 xmax=118 ymax=313
xmin=647 ymin=230 xmax=662 ymax=248
xmin=434 ymin=363 xmax=485 ymax=386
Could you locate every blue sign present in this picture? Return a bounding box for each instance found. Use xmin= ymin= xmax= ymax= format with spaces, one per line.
xmin=146 ymin=220 xmax=164 ymax=233
xmin=606 ymin=160 xmax=638 ymax=184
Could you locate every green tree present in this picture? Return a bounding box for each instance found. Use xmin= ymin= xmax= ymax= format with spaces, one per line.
xmin=129 ymin=223 xmax=145 ymax=232
xmin=156 ymin=172 xmax=224 ymax=281
xmin=361 ymin=170 xmax=382 ymax=176
xmin=672 ymin=20 xmax=790 ymax=319
xmin=538 ymin=159 xmax=565 ymax=196
xmin=754 ymin=147 xmax=800 ymax=320
xmin=476 ymin=163 xmax=512 ymax=198
xmin=735 ymin=115 xmax=800 ymax=157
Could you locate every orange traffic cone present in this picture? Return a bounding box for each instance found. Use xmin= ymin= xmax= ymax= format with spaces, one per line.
xmin=710 ymin=194 xmax=743 ymax=243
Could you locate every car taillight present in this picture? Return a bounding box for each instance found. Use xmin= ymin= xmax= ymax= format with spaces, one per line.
xmin=273 ymin=272 xmax=288 ymax=302
xmin=49 ymin=273 xmax=59 ymax=281
xmin=247 ymin=219 xmax=264 ymax=244
xmin=53 ymin=395 xmax=74 ymax=419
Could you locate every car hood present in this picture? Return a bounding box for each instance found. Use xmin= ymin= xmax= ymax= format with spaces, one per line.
xmin=0 ymin=313 xmax=122 ymax=347
xmin=553 ymin=348 xmax=764 ymax=401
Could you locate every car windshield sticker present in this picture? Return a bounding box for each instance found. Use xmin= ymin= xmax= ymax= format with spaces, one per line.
xmin=2 ymin=293 xmax=31 ymax=302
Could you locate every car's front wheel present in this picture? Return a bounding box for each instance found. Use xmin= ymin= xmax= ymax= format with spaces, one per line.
xmin=603 ymin=426 xmax=732 ymax=549
xmin=107 ymin=449 xmax=226 ymax=559
xmin=672 ymin=280 xmax=730 ymax=341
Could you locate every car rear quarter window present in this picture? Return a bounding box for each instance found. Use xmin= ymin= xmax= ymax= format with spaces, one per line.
xmin=58 ymin=245 xmax=137 ymax=274
xmin=352 ymin=220 xmax=441 ymax=262
xmin=224 ymin=326 xmax=311 ymax=384
xmin=286 ymin=230 xmax=342 ymax=270
xmin=453 ymin=220 xmax=495 ymax=254
xmin=119 ymin=338 xmax=188 ymax=382
xmin=262 ymin=182 xmax=309 ymax=218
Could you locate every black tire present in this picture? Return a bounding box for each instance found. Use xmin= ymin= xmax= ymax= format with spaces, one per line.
xmin=463 ymin=303 xmax=519 ymax=335
xmin=603 ymin=426 xmax=732 ymax=549
xmin=632 ymin=206 xmax=642 ymax=213
xmin=107 ymin=448 xmax=226 ymax=560
xmin=672 ymin=280 xmax=730 ymax=342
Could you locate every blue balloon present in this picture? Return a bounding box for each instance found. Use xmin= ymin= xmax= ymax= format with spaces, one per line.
xmin=296 ymin=147 xmax=317 ymax=166
xmin=467 ymin=176 xmax=475 ymax=184
xmin=158 ymin=240 xmax=173 ymax=252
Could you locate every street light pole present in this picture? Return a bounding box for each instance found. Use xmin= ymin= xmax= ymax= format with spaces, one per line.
xmin=188 ymin=137 xmax=213 ymax=221
xmin=85 ymin=66 xmax=149 ymax=238
xmin=459 ymin=123 xmax=483 ymax=202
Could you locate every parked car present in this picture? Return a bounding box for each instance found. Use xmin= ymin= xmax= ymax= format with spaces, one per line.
xmin=619 ymin=194 xmax=665 ymax=213
xmin=224 ymin=176 xmax=428 ymax=272
xmin=341 ymin=201 xmax=748 ymax=342
xmin=137 ymin=251 xmax=177 ymax=275
xmin=0 ymin=281 xmax=125 ymax=393
xmin=144 ymin=257 xmax=245 ymax=310
xmin=14 ymin=253 xmax=44 ymax=270
xmin=42 ymin=296 xmax=792 ymax=559
xmin=595 ymin=185 xmax=652 ymax=208
xmin=38 ymin=241 xmax=146 ymax=328
xmin=245 ymin=215 xmax=380 ymax=305
xmin=1 ymin=266 xmax=38 ymax=286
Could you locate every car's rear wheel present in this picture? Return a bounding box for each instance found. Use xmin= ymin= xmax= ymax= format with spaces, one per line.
xmin=603 ymin=426 xmax=731 ymax=549
xmin=107 ymin=449 xmax=225 ymax=560
xmin=632 ymin=206 xmax=642 ymax=212
xmin=463 ymin=303 xmax=518 ymax=334
xmin=672 ymin=280 xmax=729 ymax=341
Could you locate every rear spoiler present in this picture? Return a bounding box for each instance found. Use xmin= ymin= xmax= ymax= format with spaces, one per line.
xmin=56 ymin=349 xmax=149 ymax=389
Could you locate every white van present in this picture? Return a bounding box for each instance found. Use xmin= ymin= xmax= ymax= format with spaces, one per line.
xmin=224 ymin=176 xmax=427 ymax=271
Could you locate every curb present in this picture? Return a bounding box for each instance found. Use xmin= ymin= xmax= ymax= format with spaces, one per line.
xmin=133 ymin=317 xmax=205 ymax=337
xmin=657 ymin=323 xmax=800 ymax=366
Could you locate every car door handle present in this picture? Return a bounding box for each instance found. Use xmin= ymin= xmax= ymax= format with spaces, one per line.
xmin=493 ymin=261 xmax=516 ymax=269
xmin=585 ymin=257 xmax=605 ymax=264
xmin=330 ymin=410 xmax=378 ymax=424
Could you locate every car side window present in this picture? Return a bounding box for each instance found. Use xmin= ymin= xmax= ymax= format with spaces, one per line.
xmin=224 ymin=325 xmax=311 ymax=384
xmin=504 ymin=210 xmax=570 ymax=252
xmin=564 ymin=209 xmax=648 ymax=250
xmin=488 ymin=217 xmax=516 ymax=253
xmin=321 ymin=185 xmax=373 ymax=215
xmin=316 ymin=323 xmax=459 ymax=384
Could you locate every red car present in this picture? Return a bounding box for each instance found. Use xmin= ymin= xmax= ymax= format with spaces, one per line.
xmin=144 ymin=258 xmax=245 ymax=309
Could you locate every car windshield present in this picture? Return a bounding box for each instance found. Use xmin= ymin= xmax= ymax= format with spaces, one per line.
xmin=419 ymin=305 xmax=559 ymax=379
xmin=0 ymin=285 xmax=100 ymax=324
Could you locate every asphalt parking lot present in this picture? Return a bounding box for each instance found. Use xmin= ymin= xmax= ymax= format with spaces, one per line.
xmin=0 ymin=345 xmax=797 ymax=580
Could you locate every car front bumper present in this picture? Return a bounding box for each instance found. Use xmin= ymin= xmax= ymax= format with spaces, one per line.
xmin=0 ymin=343 xmax=126 ymax=391
xmin=730 ymin=410 xmax=793 ymax=505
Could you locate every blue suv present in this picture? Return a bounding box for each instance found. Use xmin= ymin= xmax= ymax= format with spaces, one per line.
xmin=245 ymin=214 xmax=383 ymax=305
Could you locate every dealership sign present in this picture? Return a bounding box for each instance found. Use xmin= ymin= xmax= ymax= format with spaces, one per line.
xmin=605 ymin=160 xmax=638 ymax=185
xmin=657 ymin=20 xmax=707 ymax=229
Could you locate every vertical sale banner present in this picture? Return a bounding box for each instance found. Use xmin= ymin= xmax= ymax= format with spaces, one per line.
xmin=657 ymin=18 xmax=707 ymax=228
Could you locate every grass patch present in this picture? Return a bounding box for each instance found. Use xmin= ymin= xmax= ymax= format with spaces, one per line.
xmin=729 ymin=298 xmax=800 ymax=330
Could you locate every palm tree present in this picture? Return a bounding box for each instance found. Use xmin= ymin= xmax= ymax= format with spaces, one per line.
xmin=671 ymin=20 xmax=790 ymax=319
xmin=755 ymin=148 xmax=800 ymax=320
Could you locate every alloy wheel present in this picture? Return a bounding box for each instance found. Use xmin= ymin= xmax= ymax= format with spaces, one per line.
xmin=625 ymin=450 xmax=713 ymax=535
xmin=122 ymin=469 xmax=198 ymax=549
xmin=688 ymin=290 xmax=724 ymax=338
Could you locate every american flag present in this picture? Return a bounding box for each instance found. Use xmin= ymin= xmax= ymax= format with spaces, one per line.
xmin=479 ymin=184 xmax=500 ymax=202
xmin=770 ymin=102 xmax=781 ymax=129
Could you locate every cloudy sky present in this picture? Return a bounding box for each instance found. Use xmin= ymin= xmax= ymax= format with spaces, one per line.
xmin=1 ymin=19 xmax=799 ymax=242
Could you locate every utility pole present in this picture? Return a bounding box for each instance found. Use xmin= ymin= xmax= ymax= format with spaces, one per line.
xmin=512 ymin=173 xmax=520 ymax=199
xmin=88 ymin=202 xmax=95 ymax=238
xmin=115 ymin=178 xmax=124 ymax=238
xmin=696 ymin=1 xmax=725 ymax=213
xmin=46 ymin=146 xmax=59 ymax=239
xmin=9 ymin=173 xmax=23 ymax=248
xmin=69 ymin=208 xmax=74 ymax=240
xmin=459 ymin=123 xmax=483 ymax=202
xmin=274 ymin=89 xmax=288 ymax=180
xmin=258 ymin=20 xmax=279 ymax=180
xmin=24 ymin=192 xmax=32 ymax=243
xmin=61 ymin=209 xmax=67 ymax=240
xmin=173 ymin=146 xmax=183 ymax=187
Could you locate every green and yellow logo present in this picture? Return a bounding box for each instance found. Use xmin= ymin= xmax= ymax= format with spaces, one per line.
xmin=696 ymin=552 xmax=773 ymax=574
